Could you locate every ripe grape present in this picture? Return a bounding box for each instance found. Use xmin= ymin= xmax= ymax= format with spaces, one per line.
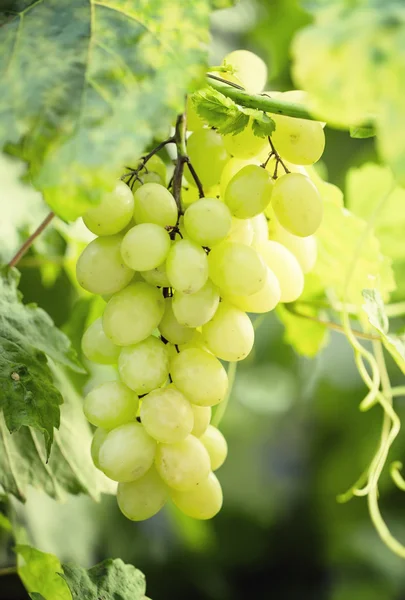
xmin=170 ymin=472 xmax=223 ymax=520
xmin=140 ymin=386 xmax=194 ymax=443
xmin=200 ymin=425 xmax=228 ymax=471
xmin=202 ymin=301 xmax=254 ymax=361
xmin=159 ymin=298 xmax=195 ymax=345
xmin=220 ymin=157 xmax=252 ymax=198
xmin=191 ymin=405 xmax=212 ymax=437
xmin=118 ymin=336 xmax=169 ymax=394
xmin=170 ymin=347 xmax=228 ymax=407
xmin=121 ymin=223 xmax=171 ymax=271
xmin=83 ymin=181 xmax=134 ymax=236
xmin=102 ymin=282 xmax=165 ymax=346
xmin=141 ymin=263 xmax=170 ymax=287
xmin=166 ymin=239 xmax=208 ymax=294
xmin=99 ymin=421 xmax=156 ymax=483
xmin=223 ymin=49 xmax=267 ymax=93
xmin=251 ymin=213 xmax=269 ymax=246
xmin=117 ymin=467 xmax=168 ymax=521
xmin=91 ymin=428 xmax=108 ymax=469
xmin=155 ymin=435 xmax=211 ymax=490
xmin=84 ymin=381 xmax=139 ymax=430
xmin=226 ymin=217 xmax=254 ymax=245
xmin=269 ymin=219 xmax=317 ymax=273
xmin=185 ymin=130 xmax=229 ymax=189
xmin=81 ymin=317 xmax=120 ymax=364
xmin=223 ymin=120 xmax=268 ymax=159
xmin=172 ymin=281 xmax=220 ymax=328
xmin=223 ymin=267 xmax=281 ymax=313
xmin=208 ymin=241 xmax=266 ymax=296
xmin=257 ymin=240 xmax=304 ymax=303
xmin=271 ymin=115 xmax=325 ymax=165
xmin=184 ymin=198 xmax=232 ymax=246
xmin=76 ymin=235 xmax=134 ymax=295
xmin=133 ymin=183 xmax=177 ymax=227
xmin=225 ymin=165 xmax=273 ymax=219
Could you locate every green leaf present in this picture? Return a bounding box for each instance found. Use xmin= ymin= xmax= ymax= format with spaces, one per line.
xmin=209 ymin=0 xmax=236 ymax=7
xmin=30 ymin=594 xmax=47 ymax=600
xmin=250 ymin=112 xmax=275 ymax=138
xmin=61 ymin=558 xmax=146 ymax=600
xmin=277 ymin=304 xmax=329 ymax=358
xmin=16 ymin=545 xmax=72 ymax=600
xmin=350 ymin=125 xmax=376 ymax=139
xmin=192 ymin=88 xmax=249 ymax=135
xmin=0 ymin=362 xmax=115 ymax=502
xmin=0 ymin=0 xmax=211 ymax=220
xmin=362 ymin=288 xmax=405 ymax=374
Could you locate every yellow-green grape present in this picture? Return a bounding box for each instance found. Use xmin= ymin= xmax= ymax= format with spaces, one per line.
xmin=133 ymin=183 xmax=177 ymax=227
xmin=117 ymin=467 xmax=168 ymax=521
xmin=121 ymin=224 xmax=171 ymax=271
xmin=200 ymin=425 xmax=228 ymax=471
xmin=208 ymin=241 xmax=266 ymax=296
xmin=257 ymin=240 xmax=304 ymax=303
xmin=166 ymin=239 xmax=208 ymax=294
xmin=271 ymin=172 xmax=323 ymax=237
xmin=225 ymin=217 xmax=254 ymax=245
xmin=223 ymin=267 xmax=281 ymax=313
xmin=251 ymin=213 xmax=269 ymax=246
xmin=84 ymin=381 xmax=139 ymax=430
xmin=269 ymin=219 xmax=317 ymax=273
xmin=185 ymin=130 xmax=229 ymax=189
xmin=223 ymin=49 xmax=267 ymax=93
xmin=170 ymin=347 xmax=228 ymax=407
xmin=223 ymin=120 xmax=268 ymax=159
xmin=91 ymin=428 xmax=108 ymax=469
xmin=271 ymin=114 xmax=325 ymax=165
xmin=186 ymin=95 xmax=205 ymax=132
xmin=220 ymin=157 xmax=251 ymax=198
xmin=172 ymin=281 xmax=220 ymax=328
xmin=155 ymin=435 xmax=211 ymax=491
xmin=170 ymin=471 xmax=223 ymax=520
xmin=177 ymin=330 xmax=209 ymax=353
xmin=140 ymin=386 xmax=194 ymax=443
xmin=99 ymin=422 xmax=156 ymax=483
xmin=159 ymin=298 xmax=195 ymax=345
xmin=102 ymin=282 xmax=165 ymax=346
xmin=181 ymin=185 xmax=200 ymax=208
xmin=131 ymin=171 xmax=162 ymax=192
xmin=225 ymin=165 xmax=274 ymax=219
xmin=201 ymin=301 xmax=254 ymax=361
xmin=184 ymin=198 xmax=232 ymax=246
xmin=81 ymin=317 xmax=120 ymax=364
xmin=141 ymin=263 xmax=170 ymax=287
xmin=76 ymin=235 xmax=134 ymax=295
xmin=118 ymin=336 xmax=169 ymax=394
xmin=191 ymin=405 xmax=211 ymax=437
xmin=83 ymin=181 xmax=134 ymax=236
xmin=131 ymin=155 xmax=167 ymax=192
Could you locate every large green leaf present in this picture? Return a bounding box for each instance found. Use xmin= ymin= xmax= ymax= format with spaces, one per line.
xmin=61 ymin=558 xmax=146 ymax=600
xmin=0 ymin=0 xmax=211 ymax=220
xmin=16 ymin=545 xmax=72 ymax=600
xmin=292 ymin=1 xmax=405 ymax=184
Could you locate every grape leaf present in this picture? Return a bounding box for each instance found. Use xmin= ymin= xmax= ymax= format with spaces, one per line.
xmin=0 ymin=362 xmax=115 ymax=502
xmin=350 ymin=125 xmax=376 ymax=139
xmin=0 ymin=0 xmax=211 ymax=220
xmin=192 ymin=88 xmax=249 ymax=135
xmin=30 ymin=595 xmax=47 ymax=600
xmin=61 ymin=558 xmax=146 ymax=600
xmin=250 ymin=112 xmax=275 ymax=138
xmin=16 ymin=545 xmax=72 ymax=600
xmin=277 ymin=304 xmax=328 ymax=358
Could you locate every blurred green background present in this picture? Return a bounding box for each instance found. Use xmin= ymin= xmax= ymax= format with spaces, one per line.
xmin=1 ymin=1 xmax=405 ymax=599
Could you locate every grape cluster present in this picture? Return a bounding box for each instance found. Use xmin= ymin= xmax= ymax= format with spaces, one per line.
xmin=77 ymin=50 xmax=324 ymax=522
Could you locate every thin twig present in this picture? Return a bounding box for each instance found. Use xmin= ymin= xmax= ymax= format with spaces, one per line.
xmin=122 ymin=136 xmax=175 ymax=189
xmin=172 ymin=113 xmax=188 ymax=214
xmin=206 ymin=73 xmax=245 ymax=90
xmin=185 ymin=161 xmax=205 ymax=198
xmin=8 ymin=212 xmax=55 ymax=268
xmin=266 ymin=136 xmax=290 ymax=177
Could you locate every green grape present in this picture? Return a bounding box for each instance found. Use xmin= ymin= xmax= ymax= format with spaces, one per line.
xmin=208 ymin=241 xmax=266 ymax=296
xmin=84 ymin=381 xmax=139 ymax=430
xmin=226 ymin=217 xmax=254 ymax=245
xmin=271 ymin=115 xmax=325 ymax=165
xmin=186 ymin=95 xmax=205 ymax=132
xmin=223 ymin=120 xmax=268 ymax=159
xmin=140 ymin=385 xmax=194 ymax=443
xmin=81 ymin=317 xmax=120 ymax=364
xmin=132 ymin=155 xmax=167 ymax=192
xmin=182 ymin=185 xmax=200 ymax=208
xmin=133 ymin=183 xmax=178 ymax=227
xmin=251 ymin=213 xmax=269 ymax=246
xmin=269 ymin=219 xmax=317 ymax=273
xmin=155 ymin=435 xmax=211 ymax=491
xmin=91 ymin=428 xmax=108 ymax=469
xmin=200 ymin=425 xmax=228 ymax=471
xmin=170 ymin=347 xmax=228 ymax=407
xmin=184 ymin=198 xmax=232 ymax=246
xmin=177 ymin=330 xmax=209 ymax=353
xmin=166 ymin=239 xmax=208 ymax=294
xmin=99 ymin=421 xmax=156 ymax=483
xmin=83 ymin=181 xmax=134 ymax=236
xmin=159 ymin=297 xmax=194 ymax=345
xmin=271 ymin=173 xmax=323 ymax=237
xmin=117 ymin=467 xmax=168 ymax=521
xmin=223 ymin=49 xmax=267 ymax=93
xmin=191 ymin=405 xmax=211 ymax=437
xmin=172 ymin=281 xmax=220 ymax=328
xmin=121 ymin=223 xmax=171 ymax=271
xmin=201 ymin=301 xmax=254 ymax=361
xmin=103 ymin=282 xmax=165 ymax=346
xmin=170 ymin=471 xmax=223 ymax=520
xmin=118 ymin=336 xmax=169 ymax=394
xmin=131 ymin=171 xmax=162 ymax=192
xmin=76 ymin=235 xmax=134 ymax=295
xmin=257 ymin=240 xmax=304 ymax=303
xmin=141 ymin=263 xmax=170 ymax=287
xmin=220 ymin=157 xmax=254 ymax=198
xmin=225 ymin=165 xmax=273 ymax=219
xmin=224 ymin=267 xmax=280 ymax=313
xmin=185 ymin=130 xmax=229 ymax=189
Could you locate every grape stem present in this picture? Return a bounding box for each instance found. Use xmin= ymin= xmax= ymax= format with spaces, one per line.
xmin=261 ymin=136 xmax=290 ymax=178
xmin=172 ymin=112 xmax=205 ymax=210
xmin=122 ymin=136 xmax=176 ymax=189
xmin=8 ymin=211 xmax=55 ymax=268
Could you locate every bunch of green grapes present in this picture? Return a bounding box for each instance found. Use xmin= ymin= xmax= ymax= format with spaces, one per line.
xmin=76 ymin=49 xmax=325 ymax=523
